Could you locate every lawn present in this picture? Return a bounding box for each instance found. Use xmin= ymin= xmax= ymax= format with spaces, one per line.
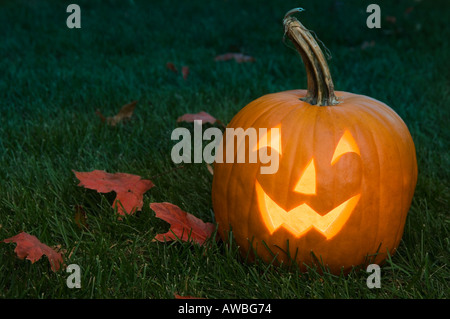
xmin=0 ymin=0 xmax=448 ymax=299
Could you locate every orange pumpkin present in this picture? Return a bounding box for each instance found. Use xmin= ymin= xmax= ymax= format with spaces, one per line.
xmin=211 ymin=9 xmax=418 ymax=274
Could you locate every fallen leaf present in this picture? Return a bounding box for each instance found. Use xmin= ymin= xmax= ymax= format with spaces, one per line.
xmin=3 ymin=232 xmax=64 ymax=272
xmin=73 ymin=170 xmax=154 ymax=216
xmin=177 ymin=111 xmax=218 ymax=125
xmin=182 ymin=66 xmax=189 ymax=80
xmin=166 ymin=62 xmax=178 ymax=73
xmin=96 ymin=101 xmax=138 ymax=126
xmin=214 ymin=53 xmax=255 ymax=63
xmin=151 ymin=202 xmax=215 ymax=245
xmin=107 ymin=101 xmax=138 ymax=126
xmin=74 ymin=205 xmax=88 ymax=229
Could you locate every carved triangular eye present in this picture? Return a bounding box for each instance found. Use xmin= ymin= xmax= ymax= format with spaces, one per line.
xmin=331 ymin=130 xmax=360 ymax=165
xmin=294 ymin=158 xmax=316 ymax=195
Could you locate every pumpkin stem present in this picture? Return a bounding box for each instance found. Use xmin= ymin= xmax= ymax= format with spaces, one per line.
xmin=283 ymin=9 xmax=339 ymax=106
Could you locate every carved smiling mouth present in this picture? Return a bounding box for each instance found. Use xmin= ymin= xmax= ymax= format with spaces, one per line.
xmin=254 ymin=130 xmax=362 ymax=240
xmin=255 ymin=181 xmax=360 ymax=239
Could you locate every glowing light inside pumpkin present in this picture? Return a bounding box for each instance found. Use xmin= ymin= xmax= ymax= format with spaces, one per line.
xmin=255 ymin=130 xmax=362 ymax=239
xmin=256 ymin=181 xmax=360 ymax=239
xmin=331 ymin=130 xmax=360 ymax=165
xmin=294 ymin=159 xmax=316 ymax=195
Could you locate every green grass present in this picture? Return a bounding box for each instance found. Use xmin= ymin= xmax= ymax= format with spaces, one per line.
xmin=0 ymin=0 xmax=448 ymax=298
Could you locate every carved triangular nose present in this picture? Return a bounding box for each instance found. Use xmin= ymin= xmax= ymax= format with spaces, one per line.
xmin=294 ymin=159 xmax=316 ymax=195
xmin=293 ymin=130 xmax=360 ymax=195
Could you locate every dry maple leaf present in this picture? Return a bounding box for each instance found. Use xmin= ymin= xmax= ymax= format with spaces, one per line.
xmin=73 ymin=170 xmax=154 ymax=216
xmin=3 ymin=232 xmax=64 ymax=272
xmin=214 ymin=53 xmax=255 ymax=63
xmin=96 ymin=101 xmax=138 ymax=126
xmin=107 ymin=101 xmax=138 ymax=126
xmin=151 ymin=202 xmax=215 ymax=245
xmin=177 ymin=111 xmax=218 ymax=125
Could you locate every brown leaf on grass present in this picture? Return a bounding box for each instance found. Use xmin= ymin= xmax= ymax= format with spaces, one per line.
xmin=73 ymin=170 xmax=154 ymax=217
xmin=166 ymin=62 xmax=178 ymax=73
xmin=106 ymin=101 xmax=138 ymax=126
xmin=74 ymin=205 xmax=88 ymax=229
xmin=96 ymin=101 xmax=137 ymax=126
xmin=181 ymin=66 xmax=189 ymax=80
xmin=3 ymin=232 xmax=64 ymax=272
xmin=177 ymin=111 xmax=218 ymax=125
xmin=151 ymin=202 xmax=215 ymax=245
xmin=214 ymin=53 xmax=255 ymax=63
xmin=167 ymin=62 xmax=190 ymax=80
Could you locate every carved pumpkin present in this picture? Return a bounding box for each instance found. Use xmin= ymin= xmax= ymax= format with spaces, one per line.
xmin=211 ymin=9 xmax=418 ymax=274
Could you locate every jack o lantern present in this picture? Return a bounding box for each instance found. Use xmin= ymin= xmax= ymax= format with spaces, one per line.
xmin=211 ymin=9 xmax=418 ymax=274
